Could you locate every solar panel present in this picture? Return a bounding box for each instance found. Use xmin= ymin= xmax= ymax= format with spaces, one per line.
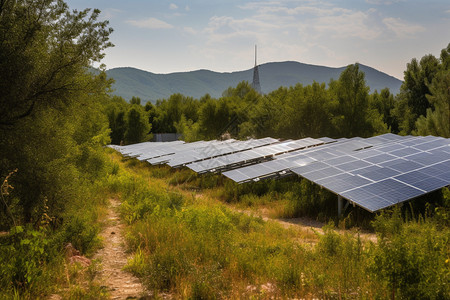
xmin=289 ymin=135 xmax=450 ymax=212
xmin=187 ymin=137 xmax=327 ymax=173
xmin=168 ymin=138 xmax=279 ymax=167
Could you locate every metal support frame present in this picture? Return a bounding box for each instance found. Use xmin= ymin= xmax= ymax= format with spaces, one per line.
xmin=338 ymin=195 xmax=351 ymax=217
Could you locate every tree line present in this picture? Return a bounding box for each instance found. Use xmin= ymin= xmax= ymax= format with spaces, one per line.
xmin=107 ymin=44 xmax=449 ymax=144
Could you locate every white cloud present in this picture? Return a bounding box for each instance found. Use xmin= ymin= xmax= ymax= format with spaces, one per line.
xmin=127 ymin=17 xmax=173 ymax=29
xmin=169 ymin=3 xmax=178 ymax=10
xmin=101 ymin=8 xmax=122 ymax=20
xmin=382 ymin=17 xmax=425 ymax=38
xmin=183 ymin=27 xmax=197 ymax=35
xmin=315 ymin=10 xmax=381 ymax=40
xmin=366 ymin=0 xmax=405 ymax=5
xmin=237 ymin=2 xmax=381 ymax=40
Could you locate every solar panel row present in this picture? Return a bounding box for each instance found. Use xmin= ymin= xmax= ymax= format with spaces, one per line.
xmin=188 ymin=137 xmax=328 ymax=173
xmin=111 ymin=133 xmax=450 ymax=213
xmin=290 ymin=135 xmax=450 ymax=212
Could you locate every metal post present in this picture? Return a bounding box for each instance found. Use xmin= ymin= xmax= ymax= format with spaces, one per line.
xmin=338 ymin=195 xmax=343 ymax=218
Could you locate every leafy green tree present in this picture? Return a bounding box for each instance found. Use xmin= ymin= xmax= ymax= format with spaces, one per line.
xmin=0 ymin=0 xmax=113 ymax=224
xmin=331 ymin=64 xmax=375 ymax=137
xmin=415 ymin=68 xmax=450 ymax=137
xmin=174 ymin=114 xmax=201 ymax=142
xmin=130 ymin=96 xmax=142 ymax=105
xmin=394 ymin=51 xmax=442 ymax=134
xmin=124 ymin=106 xmax=151 ymax=144
xmin=370 ymin=88 xmax=398 ymax=132
xmin=106 ymin=96 xmax=128 ymax=144
xmin=294 ymin=82 xmax=333 ymax=138
xmin=414 ymin=44 xmax=450 ymax=137
xmin=0 ymin=0 xmax=113 ymax=127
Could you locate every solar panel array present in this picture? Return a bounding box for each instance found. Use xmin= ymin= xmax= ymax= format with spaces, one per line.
xmin=167 ymin=137 xmax=279 ymax=167
xmin=290 ymin=135 xmax=450 ymax=212
xmin=110 ymin=133 xmax=450 ymax=213
xmin=188 ymin=137 xmax=329 ymax=174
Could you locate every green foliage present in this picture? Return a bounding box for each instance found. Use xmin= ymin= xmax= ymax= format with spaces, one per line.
xmin=331 ymin=64 xmax=386 ymax=137
xmin=415 ymin=48 xmax=450 ymax=137
xmin=0 ymin=0 xmax=116 ymax=297
xmin=369 ymin=208 xmax=450 ymax=299
xmin=125 ymin=105 xmax=152 ymax=144
xmin=0 ymin=0 xmax=113 ymax=126
xmin=370 ymin=88 xmax=398 ymax=132
xmin=0 ymin=225 xmax=50 ymax=293
xmin=282 ymin=180 xmax=337 ymax=220
xmin=394 ymin=43 xmax=449 ymax=134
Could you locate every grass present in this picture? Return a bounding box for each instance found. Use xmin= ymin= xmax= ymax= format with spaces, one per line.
xmin=107 ymin=153 xmax=450 ymax=299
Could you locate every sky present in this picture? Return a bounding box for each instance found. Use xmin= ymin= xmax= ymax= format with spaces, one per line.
xmin=66 ymin=0 xmax=450 ymax=80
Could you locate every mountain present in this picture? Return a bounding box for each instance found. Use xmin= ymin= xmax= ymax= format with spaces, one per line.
xmin=106 ymin=61 xmax=403 ymax=103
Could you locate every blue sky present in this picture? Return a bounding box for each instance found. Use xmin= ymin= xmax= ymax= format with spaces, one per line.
xmin=66 ymin=0 xmax=450 ymax=80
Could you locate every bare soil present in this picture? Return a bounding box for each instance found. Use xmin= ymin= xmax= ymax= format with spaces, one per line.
xmin=93 ymin=198 xmax=151 ymax=299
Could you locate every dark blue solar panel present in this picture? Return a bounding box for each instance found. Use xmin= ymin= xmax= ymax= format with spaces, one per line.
xmin=377 ymin=190 xmax=406 ymax=204
xmin=388 ymin=160 xmax=423 ymax=173
xmin=364 ymin=153 xmax=397 ymax=164
xmin=400 ymin=137 xmax=429 ymax=146
xmin=437 ymin=172 xmax=450 ymax=182
xmin=341 ymin=188 xmax=375 ymax=201
xmin=331 ymin=173 xmax=355 ymax=181
xmin=413 ymin=139 xmax=449 ymax=151
xmin=349 ymin=175 xmax=373 ymax=186
xmin=377 ymin=144 xmax=405 ymax=153
xmin=412 ymin=178 xmax=449 ymax=192
xmin=406 ymin=152 xmax=448 ymax=166
xmin=394 ymin=170 xmax=432 ymax=184
xmin=420 ymin=164 xmax=449 ymax=176
xmin=378 ymin=158 xmax=406 ymax=167
xmin=429 ymin=147 xmax=450 ymax=155
xmin=389 ymin=147 xmax=421 ymax=157
xmin=319 ymin=166 xmax=344 ymax=177
xmin=291 ymin=161 xmax=329 ymax=174
xmin=359 ymin=168 xmax=401 ymax=181
xmin=350 ymin=165 xmax=382 ymax=175
xmin=338 ymin=160 xmax=372 ymax=172
xmin=358 ymin=196 xmax=393 ymax=212
xmin=333 ymin=182 xmax=359 ymax=193
xmin=324 ymin=155 xmax=356 ymax=166
xmin=395 ymin=186 xmax=424 ymax=198
xmin=351 ymin=149 xmax=383 ymax=159
xmin=302 ymin=169 xmax=331 ymax=181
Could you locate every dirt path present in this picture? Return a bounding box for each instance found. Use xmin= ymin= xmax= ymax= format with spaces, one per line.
xmin=94 ymin=198 xmax=150 ymax=299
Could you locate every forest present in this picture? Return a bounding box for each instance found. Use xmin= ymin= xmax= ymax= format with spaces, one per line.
xmin=0 ymin=0 xmax=449 ymax=298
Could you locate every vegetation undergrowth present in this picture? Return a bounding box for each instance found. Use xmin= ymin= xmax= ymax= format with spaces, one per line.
xmin=108 ymin=153 xmax=450 ymax=299
xmin=0 ymin=156 xmax=115 ymax=299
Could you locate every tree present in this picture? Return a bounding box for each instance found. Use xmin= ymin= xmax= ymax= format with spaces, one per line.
xmin=130 ymin=96 xmax=141 ymax=105
xmin=0 ymin=0 xmax=113 ymax=224
xmin=124 ymin=106 xmax=151 ymax=144
xmin=0 ymin=0 xmax=113 ymax=126
xmin=331 ymin=64 xmax=374 ymax=137
xmin=403 ymin=55 xmax=440 ymax=118
xmin=415 ymin=67 xmax=450 ymax=137
xmin=370 ymin=88 xmax=398 ymax=132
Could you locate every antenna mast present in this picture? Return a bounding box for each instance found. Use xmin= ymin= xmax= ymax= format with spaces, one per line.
xmin=252 ymin=45 xmax=261 ymax=93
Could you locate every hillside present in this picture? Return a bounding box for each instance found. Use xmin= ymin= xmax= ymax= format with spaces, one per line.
xmin=106 ymin=61 xmax=403 ymax=103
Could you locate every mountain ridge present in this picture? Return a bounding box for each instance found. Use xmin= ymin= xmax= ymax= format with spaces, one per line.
xmin=106 ymin=61 xmax=403 ymax=103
